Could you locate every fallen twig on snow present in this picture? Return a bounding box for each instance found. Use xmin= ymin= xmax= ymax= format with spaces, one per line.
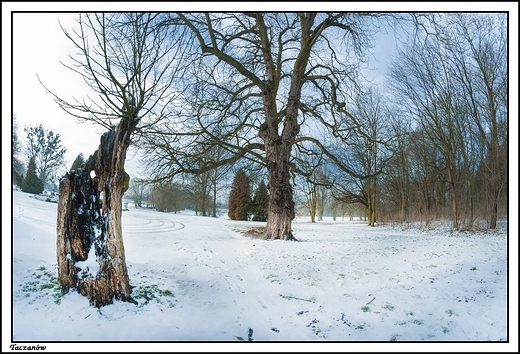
xmin=280 ymin=294 xmax=315 ymax=302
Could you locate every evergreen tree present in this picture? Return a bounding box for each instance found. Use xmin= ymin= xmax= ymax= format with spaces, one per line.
xmin=22 ymin=156 xmax=44 ymax=194
xmin=228 ymin=169 xmax=251 ymax=220
xmin=70 ymin=153 xmax=85 ymax=171
xmin=12 ymin=114 xmax=24 ymax=187
xmin=251 ymin=180 xmax=269 ymax=222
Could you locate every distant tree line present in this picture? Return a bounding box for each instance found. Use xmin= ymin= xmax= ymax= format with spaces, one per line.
xmin=124 ymin=167 xmax=269 ymax=222
xmin=289 ymin=14 xmax=507 ymax=230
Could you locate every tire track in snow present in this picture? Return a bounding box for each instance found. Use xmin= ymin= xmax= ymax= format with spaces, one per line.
xmin=124 ymin=218 xmax=185 ymax=234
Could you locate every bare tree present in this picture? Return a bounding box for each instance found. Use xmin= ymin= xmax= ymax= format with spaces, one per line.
xmin=381 ymin=108 xmax=412 ymax=223
xmin=191 ymin=171 xmax=212 ymax=216
xmin=390 ymin=31 xmax=466 ymax=229
xmin=297 ymin=166 xmax=330 ymax=223
xmin=208 ymin=145 xmax=234 ymax=218
xmin=126 ymin=178 xmax=150 ymax=208
xmin=143 ymin=13 xmax=379 ymax=240
xmin=447 ymin=13 xmax=507 ymax=228
xmin=331 ymin=87 xmax=394 ymax=226
xmin=43 ymin=13 xmax=187 ymax=306
xmin=186 ymin=143 xmax=232 ymax=217
xmin=293 ymin=145 xmax=327 ymax=223
xmin=388 ymin=13 xmax=507 ymax=229
xmin=407 ymin=128 xmax=446 ymax=225
xmin=314 ymin=168 xmax=330 ymax=221
xmin=300 ymin=176 xmax=319 ymax=223
xmin=149 ymin=182 xmax=188 ymax=212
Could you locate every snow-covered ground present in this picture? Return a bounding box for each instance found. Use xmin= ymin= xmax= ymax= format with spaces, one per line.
xmin=5 ymin=189 xmax=517 ymax=352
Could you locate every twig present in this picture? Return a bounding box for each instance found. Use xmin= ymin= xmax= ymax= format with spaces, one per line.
xmin=366 ymin=297 xmax=376 ymax=305
xmin=280 ymin=294 xmax=315 ymax=302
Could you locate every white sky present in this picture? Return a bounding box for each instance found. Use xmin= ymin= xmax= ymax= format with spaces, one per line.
xmin=11 ymin=13 xmax=105 ymax=165
xmin=3 ymin=3 xmax=518 ymax=179
xmin=6 ymin=8 xmax=394 ymax=175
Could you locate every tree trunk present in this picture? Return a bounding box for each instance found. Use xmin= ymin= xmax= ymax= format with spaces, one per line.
xmin=465 ymin=177 xmax=474 ymax=229
xmin=264 ymin=142 xmax=296 ymax=240
xmin=365 ymin=176 xmax=377 ymax=227
xmin=317 ymin=188 xmax=325 ymax=222
xmin=399 ymin=189 xmax=406 ymax=223
xmin=488 ymin=140 xmax=500 ymax=229
xmin=212 ymin=180 xmax=217 ymax=217
xmin=489 ymin=198 xmax=498 ymax=229
xmin=57 ymin=118 xmax=136 ymax=307
xmin=449 ymin=183 xmax=459 ymax=230
xmin=368 ymin=199 xmax=376 ymax=227
xmin=307 ymin=185 xmax=317 ymax=223
xmin=309 ymin=206 xmax=316 ymax=223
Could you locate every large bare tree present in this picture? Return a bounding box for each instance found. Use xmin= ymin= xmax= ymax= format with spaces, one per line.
xmin=43 ymin=13 xmax=187 ymax=306
xmin=142 ymin=13 xmax=379 ymax=239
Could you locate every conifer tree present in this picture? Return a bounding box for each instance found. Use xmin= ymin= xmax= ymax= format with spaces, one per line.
xmin=70 ymin=153 xmax=85 ymax=171
xmin=228 ymin=169 xmax=251 ymax=220
xmin=22 ymin=156 xmax=44 ymax=194
xmin=251 ymin=181 xmax=269 ymax=222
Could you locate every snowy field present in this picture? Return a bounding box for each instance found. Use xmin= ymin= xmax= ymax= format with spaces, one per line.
xmin=6 ymin=189 xmax=517 ymax=352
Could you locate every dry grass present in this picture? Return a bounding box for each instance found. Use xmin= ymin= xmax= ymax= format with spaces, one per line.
xmin=240 ymin=226 xmax=267 ymax=239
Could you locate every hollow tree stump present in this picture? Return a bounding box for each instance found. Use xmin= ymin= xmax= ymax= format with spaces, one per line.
xmin=57 ymin=118 xmax=136 ymax=307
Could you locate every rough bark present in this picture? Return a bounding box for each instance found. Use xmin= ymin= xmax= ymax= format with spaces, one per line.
xmin=56 ymin=169 xmax=96 ymax=292
xmin=368 ymin=196 xmax=376 ymax=227
xmin=57 ymin=118 xmax=136 ymax=307
xmin=259 ymin=74 xmax=303 ymax=240
xmin=488 ymin=139 xmax=500 ymax=229
xmin=306 ymin=184 xmax=317 ymax=223
xmin=263 ymin=141 xmax=296 ymax=240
